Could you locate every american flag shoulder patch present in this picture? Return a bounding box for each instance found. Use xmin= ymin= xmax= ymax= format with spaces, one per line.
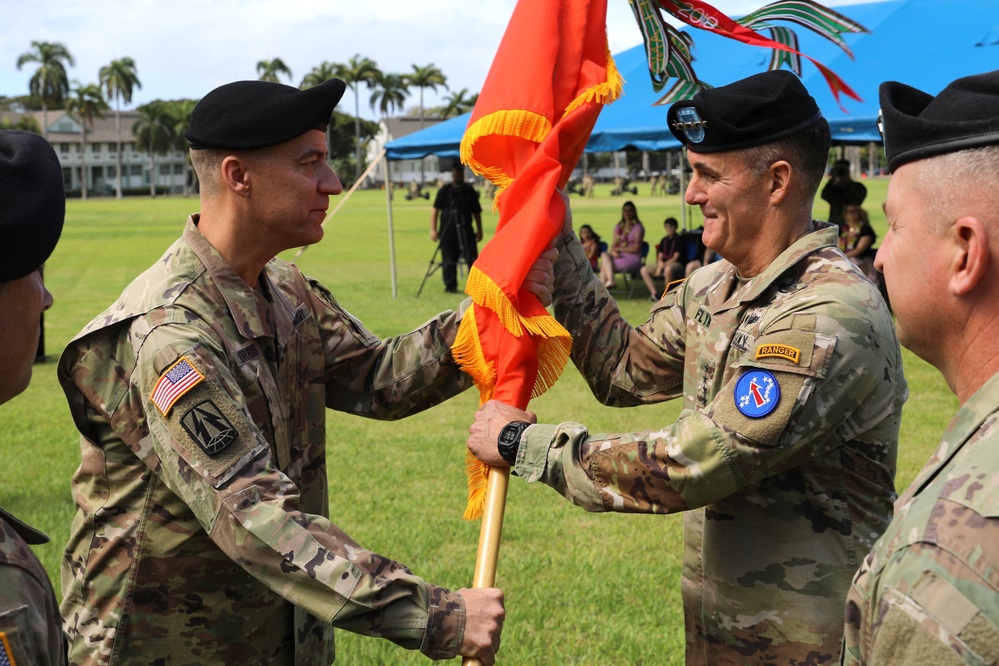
xmin=151 ymin=356 xmax=205 ymax=415
xmin=0 ymin=631 xmax=15 ymax=666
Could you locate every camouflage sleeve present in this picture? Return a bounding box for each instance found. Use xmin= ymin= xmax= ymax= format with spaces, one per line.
xmin=0 ymin=518 xmax=67 ymax=666
xmin=551 ymin=231 xmax=685 ymax=405
xmin=306 ymin=278 xmax=475 ymax=419
xmin=127 ymin=323 xmax=467 ymax=660
xmin=844 ymin=501 xmax=999 ymax=665
xmin=519 ymin=294 xmax=897 ymax=515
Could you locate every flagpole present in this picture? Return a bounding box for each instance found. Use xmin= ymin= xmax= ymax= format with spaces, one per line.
xmin=462 ymin=466 xmax=510 ymax=666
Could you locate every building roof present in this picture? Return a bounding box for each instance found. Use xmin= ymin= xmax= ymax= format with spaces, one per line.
xmin=0 ymin=109 xmax=142 ymax=143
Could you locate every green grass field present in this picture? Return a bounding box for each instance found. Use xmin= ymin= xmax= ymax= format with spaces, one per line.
xmin=0 ymin=179 xmax=955 ymax=664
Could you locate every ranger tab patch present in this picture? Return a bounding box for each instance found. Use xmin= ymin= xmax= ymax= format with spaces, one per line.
xmin=755 ymin=343 xmax=801 ymax=365
xmin=151 ymin=357 xmax=205 ymax=415
xmin=181 ymin=400 xmax=237 ymax=455
xmin=734 ymin=369 xmax=780 ymax=418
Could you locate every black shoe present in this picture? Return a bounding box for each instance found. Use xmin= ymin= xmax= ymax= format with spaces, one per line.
xmin=445 ymin=287 xmax=459 ymax=293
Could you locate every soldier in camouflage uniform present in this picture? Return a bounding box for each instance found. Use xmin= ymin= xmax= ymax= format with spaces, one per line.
xmin=56 ymin=79 xmax=562 ymax=665
xmin=0 ymin=130 xmax=68 ymax=664
xmin=842 ymin=71 xmax=999 ymax=665
xmin=468 ymin=71 xmax=906 ymax=664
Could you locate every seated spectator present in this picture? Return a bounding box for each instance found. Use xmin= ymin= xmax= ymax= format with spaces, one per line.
xmin=838 ymin=205 xmax=878 ymax=281
xmin=640 ymin=216 xmax=683 ymax=300
xmin=600 ymin=201 xmax=646 ymax=289
xmin=579 ymin=224 xmax=603 ymax=271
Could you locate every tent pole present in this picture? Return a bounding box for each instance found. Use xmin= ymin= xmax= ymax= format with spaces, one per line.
xmin=383 ymin=154 xmax=398 ymax=299
xmin=678 ymin=149 xmax=688 ymax=232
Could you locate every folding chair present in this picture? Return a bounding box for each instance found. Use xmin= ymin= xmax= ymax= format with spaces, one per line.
xmin=622 ymin=241 xmax=650 ymax=298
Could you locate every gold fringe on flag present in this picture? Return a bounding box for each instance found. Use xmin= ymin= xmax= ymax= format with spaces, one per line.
xmin=453 ymin=269 xmax=572 ymax=519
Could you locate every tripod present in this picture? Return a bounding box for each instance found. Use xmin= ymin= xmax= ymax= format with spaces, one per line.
xmin=417 ymin=208 xmax=473 ymax=297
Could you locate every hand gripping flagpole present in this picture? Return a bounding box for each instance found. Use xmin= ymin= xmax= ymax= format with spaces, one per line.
xmin=462 ymin=466 xmax=509 ymax=666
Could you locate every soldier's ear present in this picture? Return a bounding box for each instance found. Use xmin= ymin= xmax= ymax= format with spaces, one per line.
xmin=948 ymin=216 xmax=990 ymax=297
xmin=221 ymin=155 xmax=251 ymax=197
xmin=766 ymin=160 xmax=792 ymax=206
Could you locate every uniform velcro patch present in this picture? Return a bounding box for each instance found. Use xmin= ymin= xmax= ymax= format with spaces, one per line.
xmin=150 ymin=356 xmax=204 ymax=415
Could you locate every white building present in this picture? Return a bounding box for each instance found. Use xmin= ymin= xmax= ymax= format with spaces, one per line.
xmin=365 ymin=116 xmax=452 ymax=188
xmin=0 ymin=109 xmax=190 ymax=196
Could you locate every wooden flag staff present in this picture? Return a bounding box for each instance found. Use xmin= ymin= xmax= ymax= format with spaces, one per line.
xmin=462 ymin=466 xmax=510 ymax=666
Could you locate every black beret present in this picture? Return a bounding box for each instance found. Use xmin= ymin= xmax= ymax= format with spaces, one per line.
xmin=879 ymin=69 xmax=999 ymax=172
xmin=185 ymin=78 xmax=346 ymax=150
xmin=0 ymin=130 xmax=65 ymax=283
xmin=667 ymin=70 xmax=823 ymax=153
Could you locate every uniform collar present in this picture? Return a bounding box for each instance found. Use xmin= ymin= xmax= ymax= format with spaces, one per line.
xmin=183 ymin=216 xmax=277 ymax=341
xmin=899 ymin=371 xmax=999 ymax=505
xmin=0 ymin=506 xmax=49 ymax=545
xmin=708 ymin=222 xmax=839 ymax=312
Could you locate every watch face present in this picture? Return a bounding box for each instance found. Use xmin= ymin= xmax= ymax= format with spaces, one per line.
xmin=500 ymin=425 xmax=518 ymax=443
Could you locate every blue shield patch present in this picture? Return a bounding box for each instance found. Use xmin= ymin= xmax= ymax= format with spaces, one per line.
xmin=734 ymin=369 xmax=780 ymax=418
xmin=675 ymin=107 xmax=706 ymax=144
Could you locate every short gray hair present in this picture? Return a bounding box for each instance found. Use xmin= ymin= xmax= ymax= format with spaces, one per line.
xmin=189 ymin=148 xmax=227 ymax=197
xmin=910 ymin=146 xmax=999 ymax=237
xmin=740 ymin=119 xmax=831 ymax=208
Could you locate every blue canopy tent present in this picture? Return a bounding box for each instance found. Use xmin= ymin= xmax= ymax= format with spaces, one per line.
xmin=386 ymin=0 xmax=999 ymax=158
xmin=380 ymin=0 xmax=999 ymax=295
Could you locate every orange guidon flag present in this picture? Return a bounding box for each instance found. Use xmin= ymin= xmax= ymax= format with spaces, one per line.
xmin=455 ymin=0 xmax=622 ymax=519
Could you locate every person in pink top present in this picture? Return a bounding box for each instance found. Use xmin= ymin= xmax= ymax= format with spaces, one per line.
xmin=600 ymin=200 xmax=646 ymax=288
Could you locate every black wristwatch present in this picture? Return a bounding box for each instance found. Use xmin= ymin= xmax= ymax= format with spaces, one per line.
xmin=497 ymin=421 xmax=531 ymax=465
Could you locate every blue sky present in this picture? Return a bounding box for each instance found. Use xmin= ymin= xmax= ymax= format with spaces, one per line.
xmin=0 ymin=0 xmax=876 ymax=119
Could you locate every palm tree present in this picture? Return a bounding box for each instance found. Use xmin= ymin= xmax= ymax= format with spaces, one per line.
xmin=99 ymin=57 xmax=141 ymax=199
xmin=133 ymin=101 xmax=175 ymax=198
xmin=369 ymin=72 xmax=409 ymax=121
xmin=166 ymin=99 xmax=198 ymax=196
xmin=370 ymin=72 xmax=409 ymax=198
xmin=405 ymin=63 xmax=448 ymax=183
xmin=440 ymin=88 xmax=478 ymax=119
xmin=65 ymin=82 xmax=108 ymax=200
xmin=300 ymin=62 xmax=340 ymax=156
xmin=257 ymin=58 xmax=292 ymax=84
xmin=16 ymin=41 xmax=75 ymax=140
xmin=332 ymin=55 xmax=381 ymax=182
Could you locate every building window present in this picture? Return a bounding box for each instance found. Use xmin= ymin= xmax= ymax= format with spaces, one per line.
xmin=59 ymin=143 xmax=69 ymax=154
xmin=159 ymin=164 xmax=171 ymax=175
xmin=130 ymin=164 xmax=142 ymax=176
xmin=173 ymin=164 xmax=184 ymax=175
xmin=108 ymin=142 xmax=117 ymax=153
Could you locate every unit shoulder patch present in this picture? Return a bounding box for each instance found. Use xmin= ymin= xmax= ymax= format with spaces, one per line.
xmin=0 ymin=631 xmax=15 ymax=666
xmin=734 ymin=369 xmax=781 ymax=418
xmin=180 ymin=400 xmax=238 ymax=456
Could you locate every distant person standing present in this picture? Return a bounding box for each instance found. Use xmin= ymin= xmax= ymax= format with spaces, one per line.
xmin=431 ymin=165 xmax=483 ymax=293
xmin=821 ymin=158 xmax=867 ymax=229
xmin=0 ymin=130 xmax=67 ymax=665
